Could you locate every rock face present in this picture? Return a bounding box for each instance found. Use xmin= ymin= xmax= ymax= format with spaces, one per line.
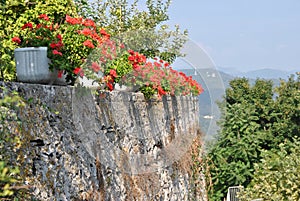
xmin=0 ymin=81 xmax=207 ymax=201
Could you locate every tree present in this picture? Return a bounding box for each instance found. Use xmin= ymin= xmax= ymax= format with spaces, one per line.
xmin=205 ymin=73 xmax=300 ymax=201
xmin=74 ymin=0 xmax=188 ymax=63
xmin=239 ymin=138 xmax=300 ymax=201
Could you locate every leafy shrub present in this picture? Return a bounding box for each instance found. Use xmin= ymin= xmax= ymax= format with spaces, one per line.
xmin=239 ymin=138 xmax=300 ymax=201
xmin=0 ymin=87 xmax=29 ymax=199
xmin=74 ymin=0 xmax=188 ymax=63
xmin=205 ymin=73 xmax=300 ymax=201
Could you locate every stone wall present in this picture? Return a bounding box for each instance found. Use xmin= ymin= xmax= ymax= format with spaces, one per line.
xmin=0 ymin=81 xmax=207 ymax=201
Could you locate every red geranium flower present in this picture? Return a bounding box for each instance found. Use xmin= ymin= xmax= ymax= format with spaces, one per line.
xmin=128 ymin=55 xmax=135 ymax=61
xmin=12 ymin=37 xmax=21 ymax=44
xmin=50 ymin=42 xmax=57 ymax=49
xmin=83 ymin=40 xmax=95 ymax=48
xmin=56 ymin=34 xmax=62 ymax=41
xmin=128 ymin=49 xmax=134 ymax=55
xmin=22 ymin=23 xmax=33 ymax=30
xmin=100 ymin=29 xmax=109 ymax=37
xmin=91 ymin=62 xmax=101 ymax=73
xmin=107 ymin=82 xmax=114 ymax=91
xmin=109 ymin=69 xmax=117 ymax=78
xmin=39 ymin=14 xmax=49 ymax=21
xmin=120 ymin=43 xmax=125 ymax=49
xmin=66 ymin=15 xmax=81 ymax=25
xmin=82 ymin=19 xmax=96 ymax=27
xmin=57 ymin=70 xmax=64 ymax=78
xmin=52 ymin=50 xmax=62 ymax=56
xmin=36 ymin=24 xmax=43 ymax=29
xmin=79 ymin=28 xmax=92 ymax=36
xmin=73 ymin=67 xmax=84 ymax=77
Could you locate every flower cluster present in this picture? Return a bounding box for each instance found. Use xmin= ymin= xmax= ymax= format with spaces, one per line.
xmin=12 ymin=15 xmax=203 ymax=97
xmin=128 ymin=50 xmax=147 ymax=69
xmin=12 ymin=14 xmax=62 ymax=60
xmin=123 ymin=57 xmax=203 ymax=98
xmin=12 ymin=14 xmax=110 ymax=84
xmin=83 ymin=42 xmax=203 ymax=98
xmin=59 ymin=15 xmax=111 ymax=83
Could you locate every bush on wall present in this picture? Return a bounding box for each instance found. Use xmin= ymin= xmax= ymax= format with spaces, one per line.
xmin=74 ymin=0 xmax=188 ymax=63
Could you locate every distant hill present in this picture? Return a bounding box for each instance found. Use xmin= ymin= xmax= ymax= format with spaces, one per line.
xmin=216 ymin=67 xmax=298 ymax=80
xmin=242 ymin=69 xmax=297 ymax=80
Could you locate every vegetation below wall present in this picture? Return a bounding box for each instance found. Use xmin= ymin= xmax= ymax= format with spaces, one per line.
xmin=205 ymin=73 xmax=300 ymax=201
xmin=0 ymin=87 xmax=34 ymax=199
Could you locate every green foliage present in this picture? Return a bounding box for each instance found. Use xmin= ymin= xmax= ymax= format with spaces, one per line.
xmin=239 ymin=138 xmax=300 ymax=201
xmin=0 ymin=0 xmax=78 ymax=81
xmin=0 ymin=87 xmax=24 ymax=199
xmin=74 ymin=0 xmax=188 ymax=63
xmin=105 ymin=51 xmax=133 ymax=83
xmin=206 ymin=73 xmax=300 ymax=201
xmin=140 ymin=85 xmax=156 ymax=99
xmin=0 ymin=161 xmax=20 ymax=197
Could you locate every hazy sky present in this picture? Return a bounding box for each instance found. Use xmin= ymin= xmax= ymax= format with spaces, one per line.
xmin=167 ymin=0 xmax=300 ymax=72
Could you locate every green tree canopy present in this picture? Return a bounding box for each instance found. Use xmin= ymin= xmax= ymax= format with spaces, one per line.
xmin=239 ymin=138 xmax=300 ymax=201
xmin=74 ymin=0 xmax=188 ymax=63
xmin=206 ymin=73 xmax=300 ymax=201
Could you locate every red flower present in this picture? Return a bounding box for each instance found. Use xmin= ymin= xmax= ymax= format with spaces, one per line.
xmin=120 ymin=43 xmax=125 ymax=49
xmin=50 ymin=43 xmax=56 ymax=49
xmin=100 ymin=29 xmax=110 ymax=37
xmin=128 ymin=49 xmax=134 ymax=55
xmin=154 ymin=62 xmax=161 ymax=67
xmin=131 ymin=63 xmax=136 ymax=70
xmin=45 ymin=24 xmax=53 ymax=31
xmin=157 ymin=86 xmax=166 ymax=96
xmin=57 ymin=70 xmax=64 ymax=78
xmin=57 ymin=41 xmax=63 ymax=48
xmin=36 ymin=24 xmax=43 ymax=29
xmin=82 ymin=19 xmax=96 ymax=27
xmin=73 ymin=67 xmax=84 ymax=77
xmin=39 ymin=14 xmax=49 ymax=21
xmin=92 ymin=33 xmax=101 ymax=42
xmin=22 ymin=23 xmax=33 ymax=30
xmin=52 ymin=50 xmax=62 ymax=56
xmin=83 ymin=40 xmax=95 ymax=48
xmin=91 ymin=62 xmax=101 ymax=73
xmin=106 ymin=82 xmax=114 ymax=91
xmin=73 ymin=67 xmax=81 ymax=74
xmin=128 ymin=55 xmax=135 ymax=61
xmin=109 ymin=69 xmax=117 ymax=78
xmin=139 ymin=55 xmax=147 ymax=63
xmin=12 ymin=37 xmax=21 ymax=44
xmin=65 ymin=15 xmax=81 ymax=25
xmin=56 ymin=34 xmax=62 ymax=41
xmin=79 ymin=28 xmax=92 ymax=36
xmin=50 ymin=41 xmax=63 ymax=49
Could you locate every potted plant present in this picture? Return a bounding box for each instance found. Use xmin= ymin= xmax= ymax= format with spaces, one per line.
xmin=12 ymin=14 xmax=110 ymax=85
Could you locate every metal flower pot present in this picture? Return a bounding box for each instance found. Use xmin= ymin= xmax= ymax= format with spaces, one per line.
xmin=14 ymin=47 xmax=67 ymax=85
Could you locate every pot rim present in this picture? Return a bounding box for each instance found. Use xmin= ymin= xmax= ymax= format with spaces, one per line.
xmin=14 ymin=47 xmax=48 ymax=51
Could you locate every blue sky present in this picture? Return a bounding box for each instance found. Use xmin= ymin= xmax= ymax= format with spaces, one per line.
xmin=167 ymin=0 xmax=300 ymax=72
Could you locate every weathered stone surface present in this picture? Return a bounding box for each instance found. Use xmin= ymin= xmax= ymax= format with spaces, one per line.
xmin=0 ymin=81 xmax=207 ymax=201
